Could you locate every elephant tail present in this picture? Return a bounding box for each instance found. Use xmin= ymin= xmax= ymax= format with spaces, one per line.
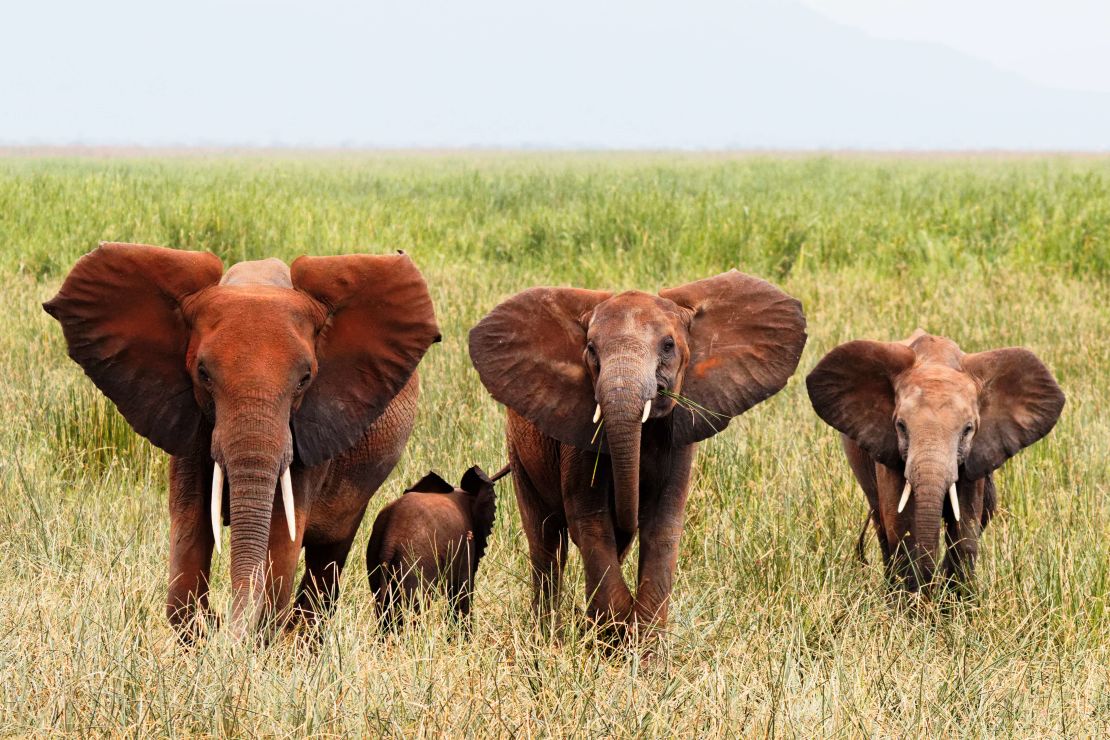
xmin=981 ymin=473 xmax=997 ymax=528
xmin=488 ymin=464 xmax=511 ymax=484
xmin=855 ymin=511 xmax=875 ymax=565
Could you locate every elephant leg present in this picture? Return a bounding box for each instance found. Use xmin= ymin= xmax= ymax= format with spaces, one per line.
xmin=842 ymin=438 xmax=890 ymax=564
xmin=514 ymin=462 xmax=568 ymax=623
xmin=166 ymin=455 xmax=216 ymax=644
xmin=292 ymin=538 xmax=356 ymax=627
xmin=876 ymin=465 xmax=921 ymax=594
xmin=941 ymin=478 xmax=985 ymax=596
xmin=633 ymin=444 xmax=695 ymax=631
xmin=563 ymin=454 xmax=634 ymax=629
xmin=262 ymin=490 xmax=307 ymax=632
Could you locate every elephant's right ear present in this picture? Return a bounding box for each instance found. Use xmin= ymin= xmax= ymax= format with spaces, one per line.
xmin=806 ymin=340 xmax=916 ymax=469
xmin=469 ymin=287 xmax=611 ymax=449
xmin=42 ymin=242 xmax=223 ymax=456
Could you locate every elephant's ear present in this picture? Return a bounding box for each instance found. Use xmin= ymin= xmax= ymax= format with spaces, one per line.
xmin=461 ymin=465 xmax=498 ymax=567
xmin=660 ymin=270 xmax=807 ymax=445
xmin=806 ymin=340 xmax=916 ymax=469
xmin=291 ymin=252 xmax=440 ymax=466
xmin=42 ymin=242 xmax=222 ymax=456
xmin=961 ymin=348 xmax=1065 ymax=479
xmin=469 ymin=287 xmax=611 ymax=449
xmin=404 ymin=471 xmax=455 ymax=494
xmin=460 ymin=465 xmax=493 ymax=495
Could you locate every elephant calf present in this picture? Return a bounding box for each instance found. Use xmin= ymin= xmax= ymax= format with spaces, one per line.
xmin=807 ymin=329 xmax=1065 ymax=596
xmin=367 ymin=465 xmax=505 ymax=628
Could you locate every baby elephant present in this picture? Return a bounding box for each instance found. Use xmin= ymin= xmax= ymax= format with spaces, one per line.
xmin=807 ymin=330 xmax=1064 ymax=597
xmin=367 ymin=465 xmax=507 ymax=628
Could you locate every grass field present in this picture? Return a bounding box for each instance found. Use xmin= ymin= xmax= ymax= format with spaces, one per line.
xmin=0 ymin=152 xmax=1107 ymax=736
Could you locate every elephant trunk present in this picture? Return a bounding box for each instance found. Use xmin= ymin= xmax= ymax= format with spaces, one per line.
xmin=597 ymin=353 xmax=653 ymax=534
xmin=216 ymin=400 xmax=292 ymax=638
xmin=905 ymin=454 xmax=952 ymax=592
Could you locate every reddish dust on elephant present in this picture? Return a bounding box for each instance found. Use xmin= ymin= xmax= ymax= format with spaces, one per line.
xmin=366 ymin=465 xmax=507 ymax=629
xmin=43 ymin=243 xmax=440 ymax=641
xmin=469 ymin=270 xmax=807 ymax=636
xmin=806 ymin=330 xmax=1065 ymax=596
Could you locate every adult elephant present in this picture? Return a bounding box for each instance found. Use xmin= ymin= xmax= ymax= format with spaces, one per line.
xmin=468 ymin=271 xmax=806 ymax=635
xmin=44 ymin=242 xmax=440 ymax=641
xmin=806 ymin=330 xmax=1065 ymax=595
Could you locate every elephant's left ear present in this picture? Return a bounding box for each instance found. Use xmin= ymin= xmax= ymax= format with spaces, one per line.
xmin=291 ymin=252 xmax=440 ymax=466
xmin=961 ymin=348 xmax=1065 ymax=479
xmin=660 ymin=270 xmax=807 ymax=445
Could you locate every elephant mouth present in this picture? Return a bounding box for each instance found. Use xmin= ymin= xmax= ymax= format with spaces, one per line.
xmin=208 ymin=461 xmax=297 ymax=554
xmin=592 ymin=385 xmax=675 ymax=427
xmin=896 ymin=479 xmax=961 ymax=522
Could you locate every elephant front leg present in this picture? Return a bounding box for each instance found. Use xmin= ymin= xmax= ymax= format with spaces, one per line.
xmin=941 ymin=478 xmax=985 ymax=597
xmin=292 ymin=538 xmax=356 ymax=629
xmin=263 ymin=488 xmax=307 ymax=633
xmin=166 ymin=456 xmax=216 ymax=644
xmin=564 ymin=464 xmax=634 ymax=630
xmin=633 ymin=444 xmax=695 ymax=632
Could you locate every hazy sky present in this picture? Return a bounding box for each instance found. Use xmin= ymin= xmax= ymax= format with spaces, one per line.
xmin=3 ymin=0 xmax=1108 ymax=149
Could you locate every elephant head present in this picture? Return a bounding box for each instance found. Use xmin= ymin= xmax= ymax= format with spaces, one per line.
xmin=44 ymin=242 xmax=440 ymax=634
xmin=806 ymin=331 xmax=1064 ymax=586
xmin=469 ymin=270 xmax=806 ymax=533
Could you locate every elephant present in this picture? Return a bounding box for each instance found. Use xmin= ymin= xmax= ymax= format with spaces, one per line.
xmin=43 ymin=242 xmax=440 ymax=641
xmin=366 ymin=464 xmax=507 ymax=629
xmin=806 ymin=329 xmax=1065 ymax=596
xmin=468 ymin=270 xmax=806 ymax=635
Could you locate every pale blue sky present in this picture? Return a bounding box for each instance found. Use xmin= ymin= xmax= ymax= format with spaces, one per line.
xmin=3 ymin=0 xmax=1108 ymax=149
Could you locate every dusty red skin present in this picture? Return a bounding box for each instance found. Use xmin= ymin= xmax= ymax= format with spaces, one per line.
xmin=807 ymin=329 xmax=1065 ymax=596
xmin=469 ymin=271 xmax=806 ymax=636
xmin=44 ymin=243 xmax=440 ymax=641
xmin=366 ymin=466 xmax=501 ymax=629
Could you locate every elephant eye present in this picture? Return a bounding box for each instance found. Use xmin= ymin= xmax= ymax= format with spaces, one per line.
xmin=586 ymin=342 xmax=598 ymax=361
xmin=963 ymin=423 xmax=974 ymax=438
xmin=297 ymin=372 xmax=312 ymax=391
xmin=197 ymin=365 xmax=212 ymax=385
xmin=661 ymin=336 xmax=675 ymax=355
xmin=895 ymin=419 xmax=907 ymax=436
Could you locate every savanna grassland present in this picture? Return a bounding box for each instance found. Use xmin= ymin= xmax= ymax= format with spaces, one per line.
xmin=0 ymin=152 xmax=1107 ymax=736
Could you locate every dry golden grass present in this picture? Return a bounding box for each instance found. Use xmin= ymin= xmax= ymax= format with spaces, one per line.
xmin=0 ymin=153 xmax=1107 ymax=736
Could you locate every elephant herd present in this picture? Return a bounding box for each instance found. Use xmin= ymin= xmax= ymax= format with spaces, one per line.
xmin=43 ymin=243 xmax=1065 ymax=643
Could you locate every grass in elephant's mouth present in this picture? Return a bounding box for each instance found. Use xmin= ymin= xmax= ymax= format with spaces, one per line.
xmin=658 ymin=389 xmax=726 ymax=432
xmin=591 ymin=418 xmax=604 ymax=487
xmin=1 ymin=152 xmax=1107 ymax=737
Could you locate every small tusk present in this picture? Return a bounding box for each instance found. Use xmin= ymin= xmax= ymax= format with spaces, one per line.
xmin=281 ymin=467 xmax=296 ymax=542
xmin=897 ymin=480 xmax=911 ymax=513
xmin=593 ymin=404 xmax=601 ymax=424
xmin=949 ymin=483 xmax=960 ymax=522
xmin=211 ymin=463 xmax=223 ymax=555
xmin=642 ymin=398 xmax=652 ymax=423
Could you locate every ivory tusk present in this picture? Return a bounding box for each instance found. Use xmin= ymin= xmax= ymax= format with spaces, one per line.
xmin=949 ymin=483 xmax=960 ymax=522
xmin=897 ymin=480 xmax=911 ymax=513
xmin=642 ymin=398 xmax=652 ymax=423
xmin=281 ymin=467 xmax=296 ymax=542
xmin=593 ymin=404 xmax=601 ymax=424
xmin=211 ymin=463 xmax=224 ymax=555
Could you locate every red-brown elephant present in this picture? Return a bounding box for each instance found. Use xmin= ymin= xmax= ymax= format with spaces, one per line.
xmin=44 ymin=242 xmax=440 ymax=641
xmin=806 ymin=330 xmax=1065 ymax=596
xmin=469 ymin=270 xmax=806 ymax=636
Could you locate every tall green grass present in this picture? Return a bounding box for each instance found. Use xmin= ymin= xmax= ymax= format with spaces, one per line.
xmin=0 ymin=152 xmax=1107 ymax=735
